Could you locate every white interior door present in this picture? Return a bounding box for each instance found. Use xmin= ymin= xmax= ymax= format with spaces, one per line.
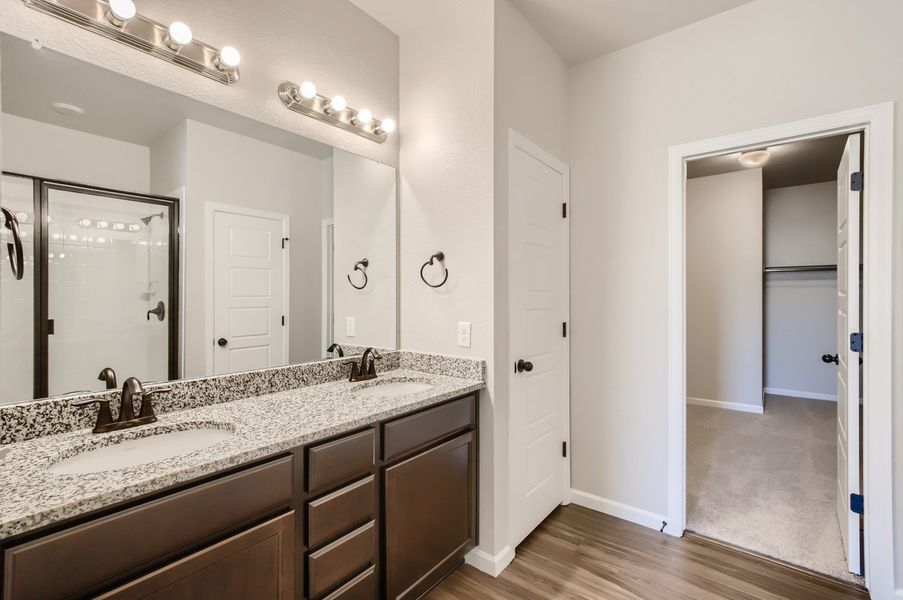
xmin=836 ymin=133 xmax=862 ymax=575
xmin=508 ymin=133 xmax=569 ymax=548
xmin=213 ymin=210 xmax=286 ymax=375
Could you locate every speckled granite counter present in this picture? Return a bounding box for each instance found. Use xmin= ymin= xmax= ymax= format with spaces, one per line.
xmin=0 ymin=365 xmax=484 ymax=540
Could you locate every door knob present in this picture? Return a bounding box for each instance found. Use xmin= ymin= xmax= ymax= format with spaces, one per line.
xmin=516 ymin=359 xmax=533 ymax=373
xmin=822 ymin=353 xmax=838 ymax=365
xmin=217 ymin=338 xmax=228 ymax=347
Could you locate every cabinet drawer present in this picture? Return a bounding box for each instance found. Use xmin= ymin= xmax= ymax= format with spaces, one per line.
xmin=307 ymin=475 xmax=375 ymax=549
xmin=306 ymin=429 xmax=375 ymax=495
xmin=382 ymin=396 xmax=475 ymax=462
xmin=3 ymin=457 xmax=293 ymax=600
xmin=321 ymin=566 xmax=376 ymax=600
xmin=307 ymin=521 xmax=375 ymax=599
xmin=94 ymin=512 xmax=295 ymax=600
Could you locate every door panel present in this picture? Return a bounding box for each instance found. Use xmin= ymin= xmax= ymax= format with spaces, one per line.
xmin=835 ymin=133 xmax=862 ymax=575
xmin=509 ymin=137 xmax=569 ymax=548
xmin=213 ymin=210 xmax=285 ymax=375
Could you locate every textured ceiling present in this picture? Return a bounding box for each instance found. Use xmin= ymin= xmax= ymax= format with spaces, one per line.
xmin=687 ymin=135 xmax=851 ymax=190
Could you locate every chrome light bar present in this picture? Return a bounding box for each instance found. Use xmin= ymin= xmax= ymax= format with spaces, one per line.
xmin=278 ymin=81 xmax=390 ymax=144
xmin=22 ymin=0 xmax=241 ymax=85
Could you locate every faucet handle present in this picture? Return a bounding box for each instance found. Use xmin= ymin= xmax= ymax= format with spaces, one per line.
xmin=139 ymin=387 xmax=172 ymax=419
xmin=72 ymin=397 xmax=114 ymax=433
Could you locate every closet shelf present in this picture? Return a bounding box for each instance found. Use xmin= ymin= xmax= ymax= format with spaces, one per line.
xmin=762 ymin=264 xmax=837 ymax=273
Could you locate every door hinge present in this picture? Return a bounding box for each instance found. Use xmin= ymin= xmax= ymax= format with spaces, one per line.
xmin=562 ymin=322 xmax=567 ymax=338
xmin=850 ymin=332 xmax=863 ymax=353
xmin=562 ymin=202 xmax=567 ymax=218
xmin=281 ymin=237 xmax=290 ymax=249
xmin=851 ymin=493 xmax=864 ymax=515
xmin=562 ymin=441 xmax=567 ymax=458
xmin=850 ymin=171 xmax=864 ymax=192
xmin=281 ymin=315 xmax=285 ymax=326
xmin=47 ymin=319 xmax=55 ymax=335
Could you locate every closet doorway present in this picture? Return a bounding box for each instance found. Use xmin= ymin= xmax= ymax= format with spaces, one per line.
xmin=682 ymin=132 xmax=860 ymax=583
xmin=666 ymin=105 xmax=894 ymax=599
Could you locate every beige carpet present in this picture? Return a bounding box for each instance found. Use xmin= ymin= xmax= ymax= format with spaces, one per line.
xmin=687 ymin=395 xmax=863 ymax=584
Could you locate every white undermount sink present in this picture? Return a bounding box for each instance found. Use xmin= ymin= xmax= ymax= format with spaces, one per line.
xmin=354 ymin=380 xmax=434 ymax=398
xmin=48 ymin=427 xmax=234 ymax=475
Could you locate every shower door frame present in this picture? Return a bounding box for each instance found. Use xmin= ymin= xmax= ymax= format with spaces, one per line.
xmin=3 ymin=172 xmax=180 ymax=398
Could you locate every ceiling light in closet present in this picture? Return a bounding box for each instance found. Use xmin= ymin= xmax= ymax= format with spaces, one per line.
xmin=739 ymin=149 xmax=770 ymax=167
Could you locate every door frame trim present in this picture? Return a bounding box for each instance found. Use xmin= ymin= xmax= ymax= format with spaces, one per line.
xmin=320 ymin=218 xmax=334 ymax=357
xmin=204 ymin=202 xmax=290 ymax=375
xmin=666 ymin=103 xmax=894 ymax=596
xmin=506 ymin=129 xmax=571 ymax=550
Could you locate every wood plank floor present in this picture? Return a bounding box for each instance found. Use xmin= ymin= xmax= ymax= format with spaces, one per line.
xmin=428 ymin=505 xmax=869 ymax=600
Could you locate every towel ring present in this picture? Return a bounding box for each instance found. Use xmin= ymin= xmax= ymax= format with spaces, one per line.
xmin=347 ymin=258 xmax=369 ymax=290
xmin=420 ymin=251 xmax=448 ymax=288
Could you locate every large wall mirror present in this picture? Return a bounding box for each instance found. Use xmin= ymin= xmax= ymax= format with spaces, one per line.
xmin=0 ymin=33 xmax=398 ymax=404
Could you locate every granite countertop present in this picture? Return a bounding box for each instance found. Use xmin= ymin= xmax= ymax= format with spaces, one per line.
xmin=0 ymin=368 xmax=484 ymax=540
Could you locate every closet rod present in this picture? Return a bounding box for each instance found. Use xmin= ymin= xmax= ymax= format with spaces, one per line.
xmin=762 ymin=264 xmax=837 ymax=273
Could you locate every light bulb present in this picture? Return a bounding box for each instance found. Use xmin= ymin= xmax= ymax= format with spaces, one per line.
xmin=739 ymin=149 xmax=770 ymax=167
xmin=97 ymin=220 xmax=109 ymax=229
xmin=218 ymin=46 xmax=240 ymax=68
xmin=129 ymin=224 xmax=141 ymax=232
xmin=380 ymin=118 xmax=396 ymax=134
xmin=79 ymin=218 xmax=92 ymax=227
xmin=107 ymin=0 xmax=136 ymax=25
xmin=354 ymin=108 xmax=372 ymax=125
xmin=167 ymin=22 xmax=192 ymax=48
xmin=113 ymin=222 xmax=126 ymax=231
xmin=328 ymin=95 xmax=346 ymax=113
xmin=298 ymin=81 xmax=317 ymax=100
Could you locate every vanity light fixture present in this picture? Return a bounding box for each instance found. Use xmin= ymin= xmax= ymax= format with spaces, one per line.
xmin=22 ymin=0 xmax=241 ymax=85
xmin=278 ymin=81 xmax=393 ymax=143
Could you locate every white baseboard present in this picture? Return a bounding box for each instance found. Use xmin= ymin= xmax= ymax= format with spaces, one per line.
xmin=571 ymin=489 xmax=668 ymax=532
xmin=687 ymin=397 xmax=764 ymax=414
xmin=764 ymin=387 xmax=837 ymax=402
xmin=465 ymin=545 xmax=515 ymax=577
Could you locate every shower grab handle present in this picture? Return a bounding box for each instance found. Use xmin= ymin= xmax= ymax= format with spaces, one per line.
xmin=147 ymin=301 xmax=166 ymax=322
xmin=1 ymin=206 xmax=24 ymax=281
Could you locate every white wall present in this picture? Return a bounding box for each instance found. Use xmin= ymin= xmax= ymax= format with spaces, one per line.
xmin=566 ymin=0 xmax=903 ymax=585
xmin=398 ymin=0 xmax=497 ymax=552
xmin=2 ymin=113 xmax=149 ymax=192
xmin=686 ymin=170 xmax=763 ymax=409
xmin=332 ymin=149 xmax=397 ymax=350
xmin=182 ymin=120 xmax=324 ymax=376
xmin=0 ymin=0 xmax=399 ymax=166
xmin=764 ymin=182 xmax=837 ymax=400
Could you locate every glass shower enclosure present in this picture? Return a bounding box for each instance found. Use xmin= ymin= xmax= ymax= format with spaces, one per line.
xmin=0 ymin=173 xmax=178 ymax=402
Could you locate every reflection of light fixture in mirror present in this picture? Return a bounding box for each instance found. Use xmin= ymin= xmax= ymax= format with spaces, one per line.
xmin=23 ymin=1 xmax=241 ymax=85
xmin=277 ymin=81 xmax=390 ymax=143
xmin=79 ymin=218 xmax=93 ymax=227
xmin=739 ymin=149 xmax=770 ymax=167
xmin=106 ymin=0 xmax=136 ymax=26
xmin=352 ymin=108 xmax=372 ymax=126
xmin=97 ymin=220 xmax=110 ymax=229
xmin=128 ymin=224 xmax=141 ymax=232
xmin=113 ymin=222 xmax=126 ymax=231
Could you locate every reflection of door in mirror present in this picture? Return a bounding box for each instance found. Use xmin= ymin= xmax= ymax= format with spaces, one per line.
xmin=0 ymin=175 xmax=178 ymax=402
xmin=212 ymin=208 xmax=287 ymax=375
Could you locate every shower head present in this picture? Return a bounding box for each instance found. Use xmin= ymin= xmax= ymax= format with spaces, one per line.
xmin=140 ymin=212 xmax=165 ymax=225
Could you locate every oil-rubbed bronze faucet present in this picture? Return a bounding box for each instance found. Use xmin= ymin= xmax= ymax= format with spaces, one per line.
xmin=327 ymin=343 xmax=345 ymax=357
xmin=73 ymin=377 xmax=172 ymax=434
xmin=349 ymin=348 xmax=381 ymax=382
xmin=97 ymin=367 xmax=117 ymax=390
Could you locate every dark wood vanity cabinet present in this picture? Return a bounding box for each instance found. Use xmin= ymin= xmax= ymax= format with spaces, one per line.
xmin=1 ymin=393 xmax=478 ymax=600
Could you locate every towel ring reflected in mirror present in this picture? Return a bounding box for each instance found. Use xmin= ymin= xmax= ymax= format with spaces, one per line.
xmin=420 ymin=251 xmax=448 ymax=288
xmin=348 ymin=258 xmax=369 ymax=289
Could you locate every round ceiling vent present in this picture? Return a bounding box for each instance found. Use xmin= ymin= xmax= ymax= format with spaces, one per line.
xmin=51 ymin=102 xmax=85 ymax=116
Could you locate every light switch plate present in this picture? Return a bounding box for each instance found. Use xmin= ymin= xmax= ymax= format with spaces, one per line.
xmin=346 ymin=316 xmax=356 ymax=337
xmin=457 ymin=321 xmax=471 ymax=348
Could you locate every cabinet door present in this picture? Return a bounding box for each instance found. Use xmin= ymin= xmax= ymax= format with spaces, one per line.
xmin=384 ymin=432 xmax=476 ymax=600
xmin=95 ymin=512 xmax=294 ymax=600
